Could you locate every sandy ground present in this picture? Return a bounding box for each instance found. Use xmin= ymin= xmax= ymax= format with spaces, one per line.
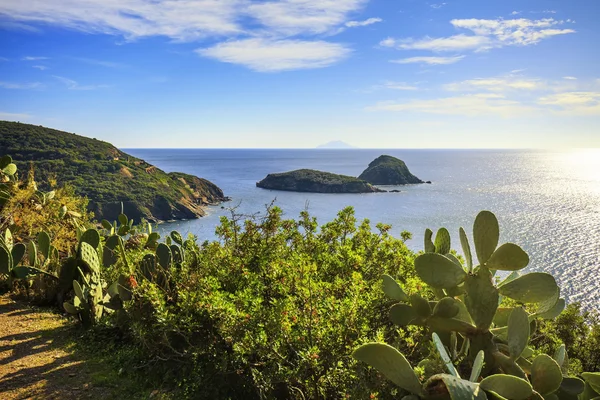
xmin=0 ymin=295 xmax=115 ymax=399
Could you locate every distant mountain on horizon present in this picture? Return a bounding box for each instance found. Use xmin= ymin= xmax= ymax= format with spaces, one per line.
xmin=316 ymin=140 xmax=356 ymax=149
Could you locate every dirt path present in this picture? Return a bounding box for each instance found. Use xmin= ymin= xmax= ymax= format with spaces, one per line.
xmin=0 ymin=295 xmax=124 ymax=399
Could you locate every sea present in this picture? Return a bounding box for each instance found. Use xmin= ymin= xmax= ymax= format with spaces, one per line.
xmin=123 ymin=149 xmax=600 ymax=311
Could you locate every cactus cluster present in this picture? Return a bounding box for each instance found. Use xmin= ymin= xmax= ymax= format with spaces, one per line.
xmin=354 ymin=211 xmax=594 ymax=398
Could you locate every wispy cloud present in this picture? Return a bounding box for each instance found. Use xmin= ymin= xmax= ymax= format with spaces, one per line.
xmin=538 ymin=92 xmax=600 ymax=115
xmin=381 ymin=81 xmax=418 ymax=90
xmin=563 ymin=76 xmax=577 ymax=80
xmin=381 ymin=18 xmax=575 ymax=52
xmin=197 ymin=38 xmax=351 ymax=72
xmin=32 ymin=65 xmax=48 ymax=70
xmin=0 ymin=111 xmax=32 ymax=120
xmin=71 ymin=57 xmax=127 ymax=68
xmin=0 ymin=81 xmax=43 ymax=89
xmin=345 ymin=17 xmax=381 ymax=27
xmin=391 ymin=55 xmax=465 ymax=65
xmin=444 ymin=76 xmax=545 ymax=92
xmin=511 ymin=11 xmax=521 ymax=16
xmin=22 ymin=56 xmax=49 ymax=61
xmin=430 ymin=3 xmax=446 ymax=9
xmin=367 ymin=93 xmax=533 ymax=117
xmin=53 ymin=76 xmax=109 ymax=90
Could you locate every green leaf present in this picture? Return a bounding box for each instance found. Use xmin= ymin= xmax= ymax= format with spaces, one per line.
xmin=2 ymin=163 xmax=17 ymax=176
xmin=559 ymin=377 xmax=585 ymax=396
xmin=424 ymin=374 xmax=486 ymax=400
xmin=473 ymin=211 xmax=499 ymax=265
xmin=469 ymin=350 xmax=485 ymax=382
xmin=553 ymin=344 xmax=566 ymax=368
xmin=353 ymin=343 xmax=422 ymax=394
xmin=486 ymin=243 xmax=529 ymax=271
xmin=80 ymin=229 xmax=100 ymax=250
xmin=410 ymin=294 xmax=432 ymax=318
xmin=434 ymin=228 xmax=451 ymax=255
xmin=73 ymin=280 xmax=85 ymax=300
xmin=433 ymin=297 xmax=460 ymax=319
xmin=414 ymin=253 xmax=467 ymax=289
xmin=63 ymin=301 xmax=79 ymax=315
xmin=11 ymin=243 xmax=26 ymax=266
xmin=536 ymin=298 xmax=565 ymax=320
xmin=507 ymin=307 xmax=530 ymax=360
xmin=101 ymin=219 xmax=113 ymax=231
xmin=118 ymin=213 xmax=128 ymax=227
xmin=479 ymin=375 xmax=532 ymax=400
xmin=493 ymin=307 xmax=513 ymax=327
xmin=433 ymin=332 xmax=460 ymax=378
xmin=4 ymin=229 xmax=13 ymax=249
xmin=37 ymin=231 xmax=51 ymax=259
xmin=582 ymin=372 xmax=600 ymax=393
xmin=0 ymin=245 xmax=13 ymax=274
xmin=28 ymin=241 xmax=37 ymax=266
xmin=156 ymin=243 xmax=172 ymax=268
xmin=459 ymin=227 xmax=473 ymax=272
xmin=464 ymin=269 xmax=498 ymax=330
xmin=531 ymin=354 xmax=562 ymax=395
xmin=79 ymin=242 xmax=100 ymax=273
xmin=389 ymin=303 xmax=418 ymax=327
xmin=170 ymin=231 xmax=183 ymax=245
xmin=424 ymin=228 xmax=435 ymax=253
xmin=382 ymin=275 xmax=409 ymax=302
xmin=0 ymin=155 xmax=12 ymax=169
xmin=498 ymin=273 xmax=559 ymax=304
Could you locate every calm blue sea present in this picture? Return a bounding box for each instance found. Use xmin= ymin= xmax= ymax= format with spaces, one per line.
xmin=124 ymin=149 xmax=600 ymax=311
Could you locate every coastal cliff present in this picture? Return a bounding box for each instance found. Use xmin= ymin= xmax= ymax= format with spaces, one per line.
xmin=0 ymin=121 xmax=228 ymax=222
xmin=256 ymin=169 xmax=384 ymax=193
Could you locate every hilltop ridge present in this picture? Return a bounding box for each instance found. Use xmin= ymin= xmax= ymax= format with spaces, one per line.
xmin=0 ymin=121 xmax=228 ymax=222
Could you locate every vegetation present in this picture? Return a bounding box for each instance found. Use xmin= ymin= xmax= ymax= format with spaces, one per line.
xmin=0 ymin=121 xmax=228 ymax=222
xmin=358 ymin=155 xmax=424 ymax=185
xmin=256 ymin=168 xmax=384 ymax=193
xmin=1 ymin=155 xmax=599 ymax=399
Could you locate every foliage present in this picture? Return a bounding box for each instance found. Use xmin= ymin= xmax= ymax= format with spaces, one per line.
xmin=353 ymin=211 xmax=597 ymax=398
xmin=0 ymin=121 xmax=226 ymax=221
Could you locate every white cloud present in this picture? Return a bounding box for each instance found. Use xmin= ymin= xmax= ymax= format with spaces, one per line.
xmin=563 ymin=76 xmax=577 ymax=80
xmin=22 ymin=56 xmax=48 ymax=61
xmin=367 ymin=93 xmax=533 ymax=117
xmin=383 ymin=18 xmax=575 ymax=52
xmin=444 ymin=77 xmax=544 ymax=92
xmin=246 ymin=0 xmax=367 ymax=35
xmin=72 ymin=57 xmax=126 ymax=68
xmin=198 ymin=38 xmax=351 ymax=72
xmin=53 ymin=76 xmax=109 ymax=90
xmin=391 ymin=55 xmax=465 ymax=65
xmin=511 ymin=11 xmax=521 ymax=16
xmin=430 ymin=3 xmax=446 ymax=9
xmin=381 ymin=81 xmax=418 ymax=90
xmin=345 ymin=17 xmax=381 ymax=27
xmin=538 ymin=92 xmax=600 ymax=115
xmin=32 ymin=65 xmax=47 ymax=70
xmin=0 ymin=81 xmax=43 ymax=89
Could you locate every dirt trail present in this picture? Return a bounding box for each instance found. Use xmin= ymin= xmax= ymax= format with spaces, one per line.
xmin=0 ymin=295 xmax=113 ymax=399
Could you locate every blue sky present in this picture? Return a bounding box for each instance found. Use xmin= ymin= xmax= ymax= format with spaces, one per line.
xmin=1 ymin=0 xmax=598 ymax=148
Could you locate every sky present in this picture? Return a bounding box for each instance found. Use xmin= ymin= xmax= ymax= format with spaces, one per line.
xmin=0 ymin=0 xmax=599 ymax=148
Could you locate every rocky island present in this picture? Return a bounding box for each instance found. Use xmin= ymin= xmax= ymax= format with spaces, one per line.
xmin=358 ymin=155 xmax=424 ymax=185
xmin=256 ymin=169 xmax=384 ymax=193
xmin=0 ymin=121 xmax=229 ymax=222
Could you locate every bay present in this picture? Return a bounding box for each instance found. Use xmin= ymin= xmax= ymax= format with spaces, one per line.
xmin=124 ymin=148 xmax=600 ymax=311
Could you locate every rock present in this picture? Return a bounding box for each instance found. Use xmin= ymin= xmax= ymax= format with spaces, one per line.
xmin=389 ymin=189 xmax=401 ymax=193
xmin=256 ymin=169 xmax=384 ymax=194
xmin=426 ymin=181 xmax=432 ymax=184
xmin=358 ymin=155 xmax=424 ymax=185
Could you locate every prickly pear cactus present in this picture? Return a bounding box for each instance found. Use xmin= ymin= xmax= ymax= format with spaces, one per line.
xmin=353 ymin=211 xmax=589 ymax=398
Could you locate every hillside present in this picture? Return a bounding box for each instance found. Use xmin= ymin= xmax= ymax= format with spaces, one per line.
xmin=358 ymin=155 xmax=424 ymax=185
xmin=0 ymin=121 xmax=228 ymax=222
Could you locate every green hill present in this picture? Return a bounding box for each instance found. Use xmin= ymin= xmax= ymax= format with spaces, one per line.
xmin=0 ymin=121 xmax=228 ymax=222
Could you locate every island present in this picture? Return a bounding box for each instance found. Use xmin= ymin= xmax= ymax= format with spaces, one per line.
xmin=358 ymin=155 xmax=424 ymax=185
xmin=256 ymin=169 xmax=384 ymax=193
xmin=0 ymin=121 xmax=229 ymax=222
